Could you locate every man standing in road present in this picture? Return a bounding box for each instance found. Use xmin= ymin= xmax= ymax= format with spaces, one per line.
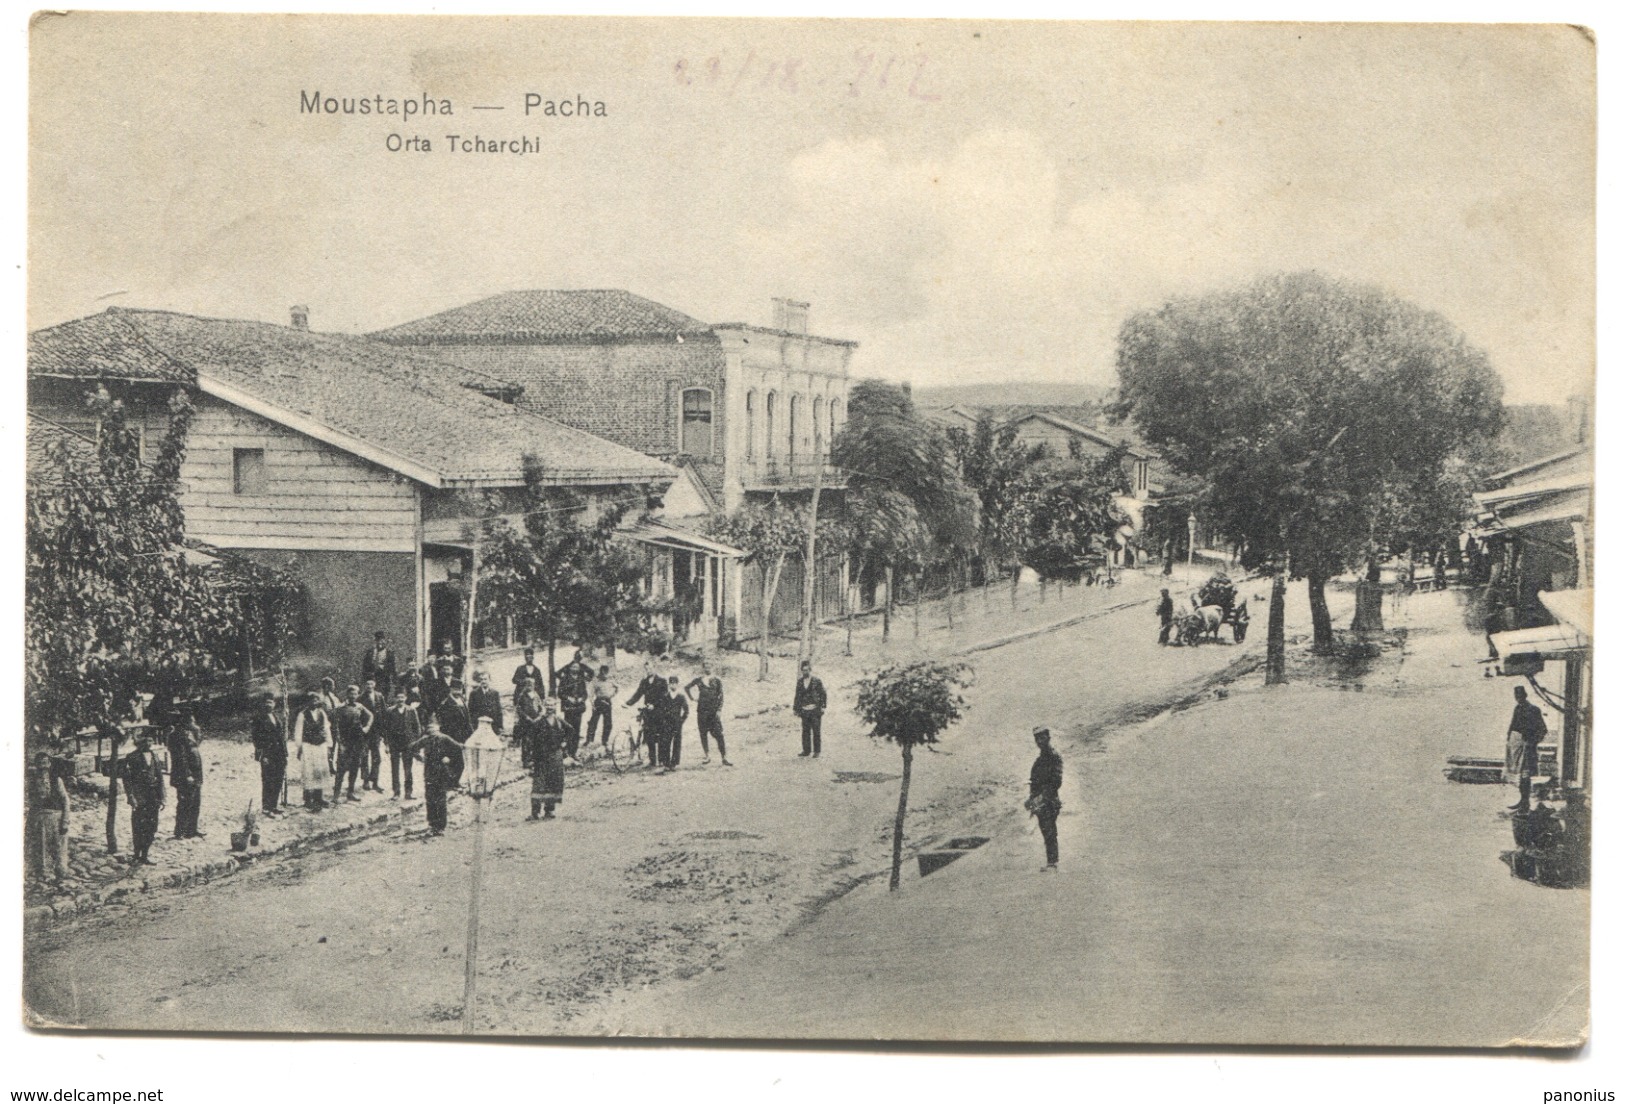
xmin=794 ymin=660 xmax=827 ymax=758
xmin=170 ymin=723 xmax=205 ymax=840
xmin=525 ymin=697 xmax=569 ymax=820
xmin=662 ymin=675 xmax=690 ymax=771
xmin=122 ymin=732 xmax=166 ymax=865
xmin=293 ymin=692 xmax=333 ymax=811
xmin=1156 ymin=588 xmax=1176 ymax=645
xmin=331 ymin=684 xmax=375 ymax=804
xmin=410 ymin=716 xmax=464 ymax=837
xmin=553 ymin=649 xmax=592 ymax=763
xmin=626 ymin=658 xmax=669 ymax=768
xmin=685 ymin=660 xmax=730 ymax=766
xmin=377 ymin=689 xmax=421 ymax=800
xmin=1507 ymin=685 xmax=1549 ymax=812
xmin=514 ymin=676 xmax=543 ymax=771
xmin=359 ymin=678 xmax=388 ymax=792
xmin=27 ymin=748 xmax=71 ymax=887
xmin=1027 ymin=726 xmax=1063 ymax=872
xmin=469 ymin=670 xmax=506 ymax=740
xmin=586 ymin=664 xmax=618 ymax=749
xmin=512 ymin=648 xmax=545 ymax=706
xmin=250 ymin=692 xmax=287 ymax=817
xmin=362 ymin=630 xmax=397 ymax=697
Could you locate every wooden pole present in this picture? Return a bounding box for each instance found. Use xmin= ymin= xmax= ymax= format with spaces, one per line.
xmin=799 ymin=426 xmax=825 ymax=664
xmin=461 ymin=792 xmax=487 ymax=1035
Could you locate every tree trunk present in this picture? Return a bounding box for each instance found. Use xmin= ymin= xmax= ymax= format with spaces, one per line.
xmin=1039 ymin=577 xmax=1048 ymax=604
xmin=890 ymin=741 xmax=913 ymax=892
xmin=758 ymin=552 xmax=787 ymax=681
xmin=1351 ymin=557 xmax=1385 ymax=634
xmin=1307 ymin=569 xmax=1336 ymax=651
xmin=104 ymin=730 xmax=123 ymax=853
xmin=912 ymin=571 xmax=922 ymax=639
xmin=881 ymin=563 xmax=894 ymax=641
xmin=1010 ymin=564 xmax=1021 ymax=610
xmin=844 ymin=579 xmax=855 ymax=658
xmin=1266 ymin=570 xmax=1288 ymax=686
xmin=464 ymin=547 xmax=480 ymax=661
xmin=944 ymin=564 xmax=955 ymax=632
xmin=546 ymin=638 xmax=557 ymax=689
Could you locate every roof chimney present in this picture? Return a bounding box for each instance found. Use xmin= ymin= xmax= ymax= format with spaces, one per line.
xmin=771 ymin=297 xmax=809 ymax=335
xmin=290 ymin=305 xmax=309 ymax=331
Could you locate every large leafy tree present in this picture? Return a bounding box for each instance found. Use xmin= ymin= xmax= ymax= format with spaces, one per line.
xmin=946 ymin=415 xmax=1046 ymax=606
xmin=844 ymin=488 xmax=929 ymax=642
xmin=1115 ymin=271 xmax=1504 ymax=668
xmin=706 ymin=497 xmax=815 ymax=680
xmin=476 ymin=463 xmax=668 ymax=683
xmin=854 ymin=661 xmax=973 ymax=892
xmin=1009 ymin=446 xmax=1132 ymax=585
xmin=27 ymin=387 xmax=287 ymax=851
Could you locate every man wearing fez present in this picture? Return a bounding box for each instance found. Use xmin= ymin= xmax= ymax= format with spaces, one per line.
xmin=525 ymin=697 xmax=569 ymax=820
xmin=122 ymin=731 xmax=167 ymax=865
xmin=1507 ymin=685 xmax=1550 ymax=812
xmin=332 ymin=684 xmax=375 ymax=804
xmin=553 ymin=648 xmax=593 ymax=762
xmin=1026 ymin=727 xmax=1064 ymax=872
xmin=362 ymin=629 xmax=397 ymax=697
xmin=411 ymin=716 xmax=464 ymax=836
xmin=376 ymin=688 xmax=421 ymax=800
xmin=422 ymin=660 xmax=455 ymax=717
xmin=250 ymin=692 xmax=288 ymax=817
xmin=359 ymin=678 xmax=388 ymax=792
xmin=512 ymin=647 xmax=545 ymax=706
xmin=514 ymin=676 xmax=544 ymax=771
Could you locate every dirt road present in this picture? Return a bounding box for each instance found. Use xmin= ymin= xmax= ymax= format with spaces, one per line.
xmin=25 ymin=576 xmax=1262 ymax=1036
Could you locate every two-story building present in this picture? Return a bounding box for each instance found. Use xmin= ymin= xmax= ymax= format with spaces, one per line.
xmin=28 ymin=307 xmax=680 ymax=682
xmin=372 ymin=291 xmax=857 ymax=640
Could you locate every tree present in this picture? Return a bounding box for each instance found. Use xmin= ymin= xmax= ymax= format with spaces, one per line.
xmin=947 ymin=416 xmax=1046 ymax=608
xmin=1115 ymin=270 xmax=1504 ymax=666
xmin=1009 ymin=448 xmax=1131 ymax=586
xmin=707 ymin=498 xmax=813 ymax=680
xmin=844 ymin=488 xmax=929 ymax=642
xmin=476 ymin=463 xmax=667 ymax=683
xmin=27 ymin=387 xmax=278 ymax=851
xmin=853 ymin=661 xmax=973 ymax=891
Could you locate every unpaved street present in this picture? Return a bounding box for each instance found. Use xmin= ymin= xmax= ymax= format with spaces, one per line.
xmin=25 ymin=579 xmax=1261 ymax=1035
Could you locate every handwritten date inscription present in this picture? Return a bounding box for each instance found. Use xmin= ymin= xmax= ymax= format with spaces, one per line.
xmin=673 ymin=50 xmax=941 ymax=102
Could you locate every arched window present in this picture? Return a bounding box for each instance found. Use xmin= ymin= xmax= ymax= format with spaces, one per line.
xmin=765 ymin=392 xmax=777 ymax=458
xmin=788 ymin=395 xmax=801 ymax=459
xmin=680 ymin=387 xmax=714 ymax=457
xmin=744 ymin=390 xmax=756 ymax=461
xmin=813 ymin=397 xmax=824 ymax=451
xmin=829 ymin=398 xmax=841 ymax=445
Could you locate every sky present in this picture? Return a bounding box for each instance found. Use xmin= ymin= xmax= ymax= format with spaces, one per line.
xmin=29 ymin=16 xmax=1595 ymax=404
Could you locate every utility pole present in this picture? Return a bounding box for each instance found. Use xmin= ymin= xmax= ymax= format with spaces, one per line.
xmin=798 ymin=425 xmax=825 ymax=664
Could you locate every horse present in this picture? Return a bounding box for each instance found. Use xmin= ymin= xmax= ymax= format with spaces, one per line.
xmin=1177 ymin=605 xmax=1227 ymax=645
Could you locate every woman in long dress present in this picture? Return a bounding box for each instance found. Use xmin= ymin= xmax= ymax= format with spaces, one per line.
xmin=292 ymin=693 xmax=332 ymax=810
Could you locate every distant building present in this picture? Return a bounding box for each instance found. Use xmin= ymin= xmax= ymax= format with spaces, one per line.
xmin=372 ymin=290 xmax=857 ymax=638
xmin=1004 ymin=411 xmax=1157 ymax=500
xmin=28 ymin=307 xmax=680 ymax=677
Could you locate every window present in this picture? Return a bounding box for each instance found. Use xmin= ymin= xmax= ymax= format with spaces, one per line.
xmin=680 ymin=388 xmax=714 ymax=457
xmin=788 ymin=395 xmax=800 ymax=459
xmin=745 ymin=390 xmax=756 ymax=461
xmin=829 ymin=399 xmax=841 ymax=445
xmin=233 ymin=448 xmax=267 ymax=495
xmin=765 ymin=392 xmax=777 ymax=458
xmin=813 ymin=397 xmax=825 ymax=451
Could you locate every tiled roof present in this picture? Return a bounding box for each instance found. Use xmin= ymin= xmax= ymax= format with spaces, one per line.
xmin=371 ymin=290 xmax=715 ymax=344
xmin=26 ymin=416 xmax=100 ymax=482
xmin=1008 ymin=411 xmax=1152 ymax=458
xmin=29 ymin=308 xmax=676 ymax=488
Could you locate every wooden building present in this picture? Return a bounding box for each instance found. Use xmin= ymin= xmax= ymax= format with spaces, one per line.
xmin=28 ymin=307 xmax=679 ymax=681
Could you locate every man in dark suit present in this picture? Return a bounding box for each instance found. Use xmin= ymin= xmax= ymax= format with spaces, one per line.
xmin=626 ymin=659 xmax=669 ymax=767
xmin=361 ymin=630 xmax=397 ymax=697
xmin=358 ymin=679 xmax=388 ymax=791
xmin=437 ymin=681 xmax=474 ymax=788
xmin=170 ymin=724 xmax=205 ymax=840
xmin=376 ymin=689 xmax=421 ymax=799
xmin=525 ymin=697 xmax=570 ymax=820
xmin=553 ymin=649 xmax=592 ymax=762
xmin=793 ymin=660 xmax=828 ymax=758
xmin=421 ymin=661 xmax=455 ymax=717
xmin=122 ymin=732 xmax=167 ymax=865
xmin=511 ymin=648 xmax=545 ymax=706
xmin=410 ymin=717 xmax=464 ymax=836
xmin=469 ymin=670 xmax=506 ymax=737
xmin=331 ymin=684 xmax=374 ymax=804
xmin=1027 ymin=726 xmax=1064 ymax=871
xmin=250 ymin=692 xmax=287 ymax=816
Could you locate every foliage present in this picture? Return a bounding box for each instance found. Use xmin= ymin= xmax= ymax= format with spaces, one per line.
xmin=705 ymin=496 xmax=812 ymax=568
xmin=475 ymin=464 xmax=668 ymax=659
xmin=832 ymin=381 xmax=979 ymax=558
xmin=843 ymin=488 xmax=929 ymax=581
xmin=945 ymin=415 xmax=1044 ymax=576
xmin=25 ymin=387 xmax=286 ymax=741
xmin=1008 ymin=449 xmax=1132 ymax=583
xmin=854 ymin=661 xmax=973 ymax=748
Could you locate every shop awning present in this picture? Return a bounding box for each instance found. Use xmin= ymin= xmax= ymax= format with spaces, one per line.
xmin=1489 ymin=623 xmax=1589 ymax=666
xmin=622 ymin=521 xmax=746 ymax=559
xmin=1539 ymin=589 xmax=1592 ymax=641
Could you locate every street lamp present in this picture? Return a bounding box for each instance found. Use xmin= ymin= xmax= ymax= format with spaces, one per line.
xmin=461 ymin=717 xmax=507 ymax=1035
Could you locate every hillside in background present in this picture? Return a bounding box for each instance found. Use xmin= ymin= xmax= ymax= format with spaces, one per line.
xmin=915 ymin=381 xmax=1116 ymax=411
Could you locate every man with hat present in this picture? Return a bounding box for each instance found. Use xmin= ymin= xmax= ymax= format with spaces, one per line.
xmin=376 ymin=688 xmax=422 ymax=799
xmin=250 ymin=692 xmax=288 ymax=816
xmin=511 ymin=648 xmax=545 ymax=707
xmin=553 ymin=648 xmax=593 ymax=762
xmin=27 ymin=747 xmax=71 ymax=886
xmin=359 ymin=678 xmax=388 ymax=792
xmin=122 ymin=730 xmax=167 ymax=865
xmin=361 ymin=630 xmax=397 ymax=697
xmin=410 ymin=716 xmax=464 ymax=836
xmin=469 ymin=670 xmax=506 ymax=740
xmin=525 ymin=697 xmax=569 ymax=820
xmin=170 ymin=722 xmax=206 ymax=840
xmin=1026 ymin=727 xmax=1064 ymax=872
xmin=331 ymin=684 xmax=375 ymax=804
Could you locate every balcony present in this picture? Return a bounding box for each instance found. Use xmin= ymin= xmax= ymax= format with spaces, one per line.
xmin=740 ymin=457 xmax=848 ymax=491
